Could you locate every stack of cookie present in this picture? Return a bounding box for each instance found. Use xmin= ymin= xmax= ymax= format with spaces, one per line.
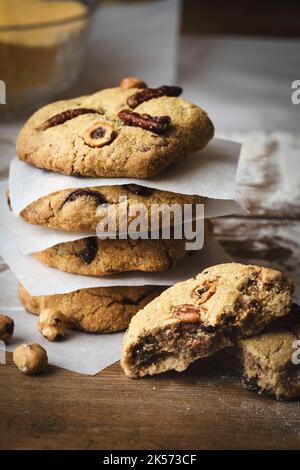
xmin=14 ymin=76 xmax=214 ymax=334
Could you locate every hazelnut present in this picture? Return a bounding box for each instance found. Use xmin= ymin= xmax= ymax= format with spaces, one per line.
xmin=38 ymin=309 xmax=67 ymax=341
xmin=0 ymin=314 xmax=14 ymax=343
xmin=13 ymin=343 xmax=48 ymax=375
xmin=83 ymin=121 xmax=116 ymax=148
xmin=120 ymin=76 xmax=147 ymax=90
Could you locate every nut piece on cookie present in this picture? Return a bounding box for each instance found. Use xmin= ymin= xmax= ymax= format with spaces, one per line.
xmin=238 ymin=304 xmax=300 ymax=400
xmin=83 ymin=122 xmax=116 ymax=148
xmin=13 ymin=343 xmax=48 ymax=375
xmin=120 ymin=76 xmax=147 ymax=90
xmin=19 ymin=284 xmax=164 ymax=334
xmin=0 ymin=314 xmax=14 ymax=343
xmin=16 ymin=83 xmax=214 ymax=178
xmin=38 ymin=309 xmax=67 ymax=341
xmin=121 ymin=263 xmax=294 ymax=378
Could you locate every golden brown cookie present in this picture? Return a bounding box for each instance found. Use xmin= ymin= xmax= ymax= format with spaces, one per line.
xmin=33 ymin=235 xmax=198 ymax=276
xmin=19 ymin=184 xmax=203 ymax=233
xmin=19 ymin=284 xmax=164 ymax=333
xmin=238 ymin=304 xmax=300 ymax=400
xmin=121 ymin=263 xmax=294 ymax=378
xmin=16 ymin=79 xmax=214 ymax=178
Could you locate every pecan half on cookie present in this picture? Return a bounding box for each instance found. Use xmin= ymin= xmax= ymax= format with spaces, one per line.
xmin=121 ymin=263 xmax=294 ymax=378
xmin=118 ymin=110 xmax=171 ymax=134
xmin=16 ymin=84 xmax=214 ymax=178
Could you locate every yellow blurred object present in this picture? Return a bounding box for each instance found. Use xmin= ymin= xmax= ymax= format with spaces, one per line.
xmin=0 ymin=0 xmax=90 ymax=112
xmin=0 ymin=0 xmax=87 ymax=45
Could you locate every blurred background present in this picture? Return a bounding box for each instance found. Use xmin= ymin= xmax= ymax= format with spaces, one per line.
xmin=0 ymin=0 xmax=299 ymax=130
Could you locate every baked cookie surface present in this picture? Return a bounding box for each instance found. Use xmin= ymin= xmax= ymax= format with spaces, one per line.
xmin=121 ymin=263 xmax=294 ymax=378
xmin=238 ymin=304 xmax=300 ymax=400
xmin=19 ymin=284 xmax=163 ymax=333
xmin=20 ymin=184 xmax=203 ymax=233
xmin=33 ymin=235 xmax=196 ymax=276
xmin=16 ymin=79 xmax=214 ymax=178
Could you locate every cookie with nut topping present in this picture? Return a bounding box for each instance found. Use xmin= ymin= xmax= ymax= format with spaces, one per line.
xmin=121 ymin=263 xmax=294 ymax=378
xmin=19 ymin=184 xmax=203 ymax=233
xmin=19 ymin=284 xmax=164 ymax=333
xmin=16 ymin=77 xmax=214 ymax=178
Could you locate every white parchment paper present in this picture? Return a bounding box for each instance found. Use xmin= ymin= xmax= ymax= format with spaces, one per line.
xmin=0 ymin=269 xmax=123 ymax=375
xmin=9 ymin=139 xmax=243 ymax=216
xmin=0 ymin=181 xmax=231 ymax=295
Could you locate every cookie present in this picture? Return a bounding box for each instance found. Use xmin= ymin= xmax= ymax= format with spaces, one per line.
xmin=238 ymin=304 xmax=300 ymax=400
xmin=16 ymin=78 xmax=214 ymax=178
xmin=121 ymin=263 xmax=294 ymax=378
xmin=19 ymin=184 xmax=203 ymax=233
xmin=33 ymin=234 xmax=201 ymax=276
xmin=19 ymin=284 xmax=164 ymax=333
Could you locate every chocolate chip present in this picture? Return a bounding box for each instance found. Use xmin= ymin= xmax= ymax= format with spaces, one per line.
xmin=5 ymin=319 xmax=14 ymax=335
xmin=242 ymin=375 xmax=262 ymax=393
xmin=62 ymin=189 xmax=108 ymax=208
xmin=76 ymin=237 xmax=98 ymax=265
xmin=122 ymin=298 xmax=136 ymax=305
xmin=123 ymin=184 xmax=154 ymax=197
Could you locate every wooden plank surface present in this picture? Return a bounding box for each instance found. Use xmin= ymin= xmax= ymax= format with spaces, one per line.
xmin=1 ymin=354 xmax=300 ymax=450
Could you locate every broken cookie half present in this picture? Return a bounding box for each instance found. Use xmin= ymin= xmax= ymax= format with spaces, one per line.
xmin=121 ymin=263 xmax=294 ymax=378
xmin=238 ymin=304 xmax=300 ymax=400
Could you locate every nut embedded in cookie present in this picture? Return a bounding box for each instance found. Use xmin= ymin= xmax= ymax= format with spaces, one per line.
xmin=83 ymin=121 xmax=116 ymax=148
xmin=120 ymin=76 xmax=147 ymax=90
xmin=121 ymin=263 xmax=294 ymax=378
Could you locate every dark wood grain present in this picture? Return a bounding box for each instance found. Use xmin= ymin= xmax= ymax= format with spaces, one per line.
xmin=1 ymin=354 xmax=300 ymax=450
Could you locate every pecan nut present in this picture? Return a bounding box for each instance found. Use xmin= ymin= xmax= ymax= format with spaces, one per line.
xmin=127 ymin=85 xmax=182 ymax=109
xmin=62 ymin=189 xmax=108 ymax=208
xmin=83 ymin=122 xmax=116 ymax=148
xmin=120 ymin=76 xmax=147 ymax=90
xmin=171 ymin=304 xmax=201 ymax=323
xmin=40 ymin=108 xmax=97 ymax=131
xmin=118 ymin=109 xmax=171 ymax=134
xmin=76 ymin=237 xmax=98 ymax=265
xmin=123 ymin=184 xmax=154 ymax=197
xmin=192 ymin=281 xmax=217 ymax=304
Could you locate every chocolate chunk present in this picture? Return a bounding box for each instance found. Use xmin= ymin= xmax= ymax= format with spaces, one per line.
xmin=76 ymin=237 xmax=98 ymax=265
xmin=62 ymin=189 xmax=108 ymax=208
xmin=242 ymin=375 xmax=262 ymax=393
xmin=123 ymin=184 xmax=154 ymax=197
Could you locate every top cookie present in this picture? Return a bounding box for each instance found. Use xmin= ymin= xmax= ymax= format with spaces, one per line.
xmin=16 ymin=77 xmax=214 ymax=178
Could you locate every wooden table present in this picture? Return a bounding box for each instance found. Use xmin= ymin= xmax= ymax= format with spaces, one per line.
xmin=0 ymin=131 xmax=299 ymax=450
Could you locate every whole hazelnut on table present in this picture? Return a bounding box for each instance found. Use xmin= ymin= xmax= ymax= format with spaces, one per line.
xmin=13 ymin=343 xmax=48 ymax=375
xmin=0 ymin=314 xmax=14 ymax=343
xmin=38 ymin=309 xmax=67 ymax=341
